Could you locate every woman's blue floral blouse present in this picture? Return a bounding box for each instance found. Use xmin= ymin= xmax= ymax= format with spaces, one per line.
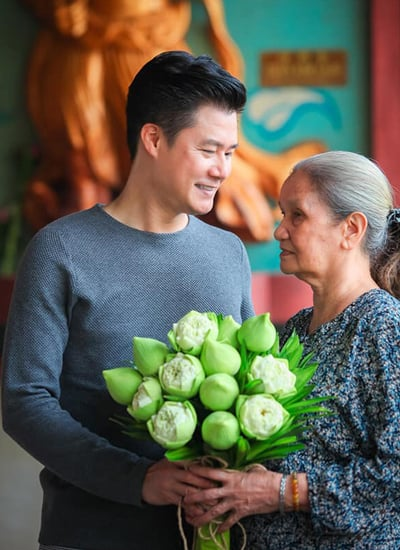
xmin=239 ymin=289 xmax=400 ymax=549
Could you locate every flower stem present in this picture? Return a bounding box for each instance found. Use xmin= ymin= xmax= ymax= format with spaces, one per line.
xmin=193 ymin=523 xmax=230 ymax=550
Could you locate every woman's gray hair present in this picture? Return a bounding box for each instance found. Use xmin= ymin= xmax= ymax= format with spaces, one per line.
xmin=292 ymin=150 xmax=400 ymax=298
xmin=292 ymin=150 xmax=393 ymax=258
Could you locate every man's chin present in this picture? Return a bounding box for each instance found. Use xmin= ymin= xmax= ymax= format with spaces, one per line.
xmin=191 ymin=202 xmax=215 ymax=217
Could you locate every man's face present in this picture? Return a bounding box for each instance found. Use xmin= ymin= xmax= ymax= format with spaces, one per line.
xmin=154 ymin=104 xmax=239 ymax=217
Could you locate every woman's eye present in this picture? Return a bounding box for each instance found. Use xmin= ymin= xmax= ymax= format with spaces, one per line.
xmin=292 ymin=211 xmax=303 ymax=222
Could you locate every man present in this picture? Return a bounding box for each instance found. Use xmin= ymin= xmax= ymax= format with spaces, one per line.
xmin=2 ymin=50 xmax=254 ymax=550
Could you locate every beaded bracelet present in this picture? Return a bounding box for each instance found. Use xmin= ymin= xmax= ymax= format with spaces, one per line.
xmin=279 ymin=474 xmax=287 ymax=514
xmin=291 ymin=472 xmax=299 ymax=512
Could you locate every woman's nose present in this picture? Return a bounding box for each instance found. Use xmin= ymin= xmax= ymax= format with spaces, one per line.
xmin=274 ymin=220 xmax=286 ymax=241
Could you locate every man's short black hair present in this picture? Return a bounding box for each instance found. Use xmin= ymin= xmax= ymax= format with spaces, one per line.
xmin=126 ymin=50 xmax=247 ymax=158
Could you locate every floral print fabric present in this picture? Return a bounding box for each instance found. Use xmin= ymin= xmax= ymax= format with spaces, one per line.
xmin=239 ymin=289 xmax=400 ymax=549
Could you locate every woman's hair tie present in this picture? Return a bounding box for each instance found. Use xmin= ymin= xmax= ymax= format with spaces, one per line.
xmin=387 ymin=207 xmax=400 ymax=226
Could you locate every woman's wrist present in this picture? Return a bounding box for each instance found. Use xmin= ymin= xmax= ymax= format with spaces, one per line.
xmin=279 ymin=474 xmax=288 ymax=514
xmin=279 ymin=472 xmax=309 ymax=513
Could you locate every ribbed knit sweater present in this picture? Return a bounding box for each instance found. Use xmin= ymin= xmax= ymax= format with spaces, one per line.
xmin=1 ymin=205 xmax=255 ymax=550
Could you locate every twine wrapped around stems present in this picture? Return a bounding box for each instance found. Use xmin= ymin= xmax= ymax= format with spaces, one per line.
xmin=177 ymin=456 xmax=267 ymax=550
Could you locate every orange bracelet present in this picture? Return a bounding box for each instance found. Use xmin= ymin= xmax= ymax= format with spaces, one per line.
xmin=292 ymin=472 xmax=299 ymax=512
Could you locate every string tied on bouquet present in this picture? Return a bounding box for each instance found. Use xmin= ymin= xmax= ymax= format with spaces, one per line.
xmin=177 ymin=455 xmax=249 ymax=550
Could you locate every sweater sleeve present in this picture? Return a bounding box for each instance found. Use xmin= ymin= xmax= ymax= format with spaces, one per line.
xmin=1 ymin=229 xmax=153 ymax=507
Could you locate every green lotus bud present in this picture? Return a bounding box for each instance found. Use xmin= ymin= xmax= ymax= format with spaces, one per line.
xmin=102 ymin=367 xmax=143 ymax=405
xmin=168 ymin=310 xmax=219 ymax=355
xmin=200 ymin=335 xmax=241 ymax=376
xmin=236 ymin=394 xmax=289 ymax=440
xmin=147 ymin=401 xmax=197 ymax=450
xmin=237 ymin=313 xmax=277 ymax=353
xmin=199 ymin=373 xmax=239 ymax=411
xmin=159 ymin=352 xmax=205 ymax=398
xmin=133 ymin=336 xmax=169 ymax=376
xmin=201 ymin=411 xmax=240 ymax=450
xmin=249 ymin=354 xmax=296 ymax=398
xmin=217 ymin=315 xmax=240 ymax=348
xmin=127 ymin=377 xmax=163 ymax=421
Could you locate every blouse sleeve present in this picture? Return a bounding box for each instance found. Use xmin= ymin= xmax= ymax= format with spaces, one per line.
xmin=307 ymin=312 xmax=400 ymax=535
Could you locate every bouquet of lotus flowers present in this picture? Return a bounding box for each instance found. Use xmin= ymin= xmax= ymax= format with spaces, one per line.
xmin=103 ymin=311 xmax=331 ymax=550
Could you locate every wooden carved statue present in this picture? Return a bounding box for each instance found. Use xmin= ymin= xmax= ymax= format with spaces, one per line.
xmin=22 ymin=0 xmax=325 ymax=241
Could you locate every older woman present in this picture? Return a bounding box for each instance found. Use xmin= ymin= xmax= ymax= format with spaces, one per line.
xmin=184 ymin=150 xmax=400 ymax=549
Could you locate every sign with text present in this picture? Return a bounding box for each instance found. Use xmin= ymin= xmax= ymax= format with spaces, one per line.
xmin=260 ymin=50 xmax=347 ymax=86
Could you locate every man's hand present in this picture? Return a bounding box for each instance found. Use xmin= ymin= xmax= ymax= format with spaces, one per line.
xmin=141 ymin=458 xmax=216 ymax=506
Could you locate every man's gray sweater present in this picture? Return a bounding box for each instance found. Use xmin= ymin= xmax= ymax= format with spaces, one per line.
xmin=2 ymin=205 xmax=254 ymax=550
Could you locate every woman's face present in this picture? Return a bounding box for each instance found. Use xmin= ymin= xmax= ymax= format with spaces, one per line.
xmin=274 ymin=170 xmax=344 ymax=284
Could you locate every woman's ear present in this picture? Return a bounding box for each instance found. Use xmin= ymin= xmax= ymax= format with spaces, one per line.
xmin=341 ymin=212 xmax=368 ymax=250
xmin=140 ymin=123 xmax=161 ymax=156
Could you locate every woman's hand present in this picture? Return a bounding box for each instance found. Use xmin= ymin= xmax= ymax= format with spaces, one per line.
xmin=183 ymin=464 xmax=281 ymax=531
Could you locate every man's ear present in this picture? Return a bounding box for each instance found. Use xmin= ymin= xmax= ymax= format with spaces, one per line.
xmin=341 ymin=212 xmax=368 ymax=250
xmin=140 ymin=123 xmax=161 ymax=156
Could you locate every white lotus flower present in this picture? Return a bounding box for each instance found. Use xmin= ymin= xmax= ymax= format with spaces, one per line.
xmin=249 ymin=354 xmax=296 ymax=397
xmin=168 ymin=311 xmax=219 ymax=355
xmin=236 ymin=394 xmax=289 ymax=440
xmin=147 ymin=401 xmax=197 ymax=449
xmin=127 ymin=377 xmax=163 ymax=422
xmin=159 ymin=352 xmax=205 ymax=398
